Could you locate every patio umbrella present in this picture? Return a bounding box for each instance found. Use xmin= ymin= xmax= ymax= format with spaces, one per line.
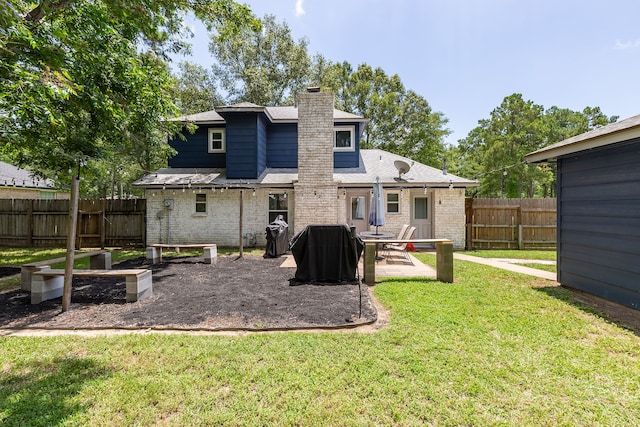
xmin=368 ymin=176 xmax=385 ymax=234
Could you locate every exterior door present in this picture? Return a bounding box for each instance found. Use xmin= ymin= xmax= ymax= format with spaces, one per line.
xmin=411 ymin=194 xmax=432 ymax=239
xmin=347 ymin=191 xmax=369 ymax=233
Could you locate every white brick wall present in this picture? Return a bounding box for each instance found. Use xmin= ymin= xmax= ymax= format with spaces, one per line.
xmin=146 ymin=188 xmax=277 ymax=247
xmin=432 ymin=187 xmax=465 ymax=249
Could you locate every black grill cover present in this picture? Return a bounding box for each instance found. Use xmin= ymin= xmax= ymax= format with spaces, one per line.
xmin=289 ymin=224 xmax=364 ymax=283
xmin=264 ymin=216 xmax=289 ymax=258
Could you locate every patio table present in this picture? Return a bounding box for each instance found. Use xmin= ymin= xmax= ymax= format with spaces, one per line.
xmin=359 ymin=231 xmax=394 ymax=260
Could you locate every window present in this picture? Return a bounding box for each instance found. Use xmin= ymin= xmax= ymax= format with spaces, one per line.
xmin=195 ymin=193 xmax=207 ymax=213
xmin=268 ymin=193 xmax=288 ymax=223
xmin=208 ymin=128 xmax=226 ymax=153
xmin=334 ymin=126 xmax=355 ymax=151
xmin=387 ymin=193 xmax=399 ymax=214
xmin=351 ymin=196 xmax=366 ymax=220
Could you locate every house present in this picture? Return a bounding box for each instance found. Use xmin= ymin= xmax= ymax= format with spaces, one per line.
xmin=526 ymin=114 xmax=640 ymax=310
xmin=134 ymin=89 xmax=477 ymax=249
xmin=0 ymin=161 xmax=68 ymax=200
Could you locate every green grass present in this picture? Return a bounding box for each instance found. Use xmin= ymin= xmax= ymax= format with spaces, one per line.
xmin=463 ymin=249 xmax=556 ymax=261
xmin=1 ymin=252 xmax=639 ymax=425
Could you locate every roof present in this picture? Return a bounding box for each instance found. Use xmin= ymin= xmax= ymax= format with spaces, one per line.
xmin=170 ymin=104 xmax=367 ymax=125
xmin=0 ymin=161 xmax=56 ymax=189
xmin=133 ymin=149 xmax=477 ymax=189
xmin=526 ymin=114 xmax=640 ymax=163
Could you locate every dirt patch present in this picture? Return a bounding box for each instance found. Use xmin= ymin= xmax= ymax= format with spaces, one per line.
xmin=0 ymin=255 xmax=377 ymax=332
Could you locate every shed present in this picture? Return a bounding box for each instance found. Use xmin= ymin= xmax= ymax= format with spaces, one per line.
xmin=526 ymin=114 xmax=640 ymax=310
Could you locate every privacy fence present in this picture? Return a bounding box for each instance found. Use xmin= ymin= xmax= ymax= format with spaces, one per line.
xmin=466 ymin=198 xmax=557 ymax=250
xmin=0 ymin=199 xmax=146 ymax=248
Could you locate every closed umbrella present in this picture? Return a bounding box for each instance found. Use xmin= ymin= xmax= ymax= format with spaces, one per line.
xmin=368 ymin=176 xmax=385 ymax=234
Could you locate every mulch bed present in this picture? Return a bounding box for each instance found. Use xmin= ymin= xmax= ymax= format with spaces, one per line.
xmin=0 ymin=255 xmax=377 ymax=331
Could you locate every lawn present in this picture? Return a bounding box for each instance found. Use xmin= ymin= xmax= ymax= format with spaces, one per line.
xmin=1 ymin=251 xmax=639 ymax=425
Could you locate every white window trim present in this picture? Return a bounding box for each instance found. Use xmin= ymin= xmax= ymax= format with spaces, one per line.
xmin=208 ymin=128 xmax=226 ymax=153
xmin=386 ymin=192 xmax=400 ymax=215
xmin=334 ymin=125 xmax=355 ymax=152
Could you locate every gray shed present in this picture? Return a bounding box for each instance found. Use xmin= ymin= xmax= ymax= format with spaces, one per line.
xmin=526 ymin=114 xmax=640 ymax=310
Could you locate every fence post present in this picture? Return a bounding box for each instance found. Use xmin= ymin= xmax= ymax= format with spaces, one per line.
xmin=518 ymin=224 xmax=523 ymax=250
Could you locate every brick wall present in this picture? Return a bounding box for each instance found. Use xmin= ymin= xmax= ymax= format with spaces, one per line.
xmin=294 ymin=90 xmax=338 ymax=234
xmin=145 ymin=188 xmax=275 ymax=247
xmin=432 ymin=187 xmax=465 ymax=249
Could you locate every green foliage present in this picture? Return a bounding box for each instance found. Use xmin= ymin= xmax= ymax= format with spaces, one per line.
xmin=453 ymin=94 xmax=618 ymax=197
xmin=0 ymin=0 xmax=256 ymax=197
xmin=210 ymin=14 xmax=310 ymax=105
xmin=311 ymin=61 xmax=450 ymax=167
xmin=173 ymin=62 xmax=224 ymax=114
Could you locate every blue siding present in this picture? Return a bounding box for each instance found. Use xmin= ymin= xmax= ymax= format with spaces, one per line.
xmin=257 ymin=115 xmax=268 ymax=175
xmin=225 ymin=113 xmax=259 ymax=179
xmin=557 ymin=139 xmax=640 ymax=309
xmin=267 ymin=123 xmax=298 ymax=168
xmin=168 ymin=126 xmax=226 ymax=168
xmin=334 ymin=122 xmax=361 ymax=168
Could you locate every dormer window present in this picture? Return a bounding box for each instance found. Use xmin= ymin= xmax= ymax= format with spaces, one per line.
xmin=334 ymin=126 xmax=355 ymax=151
xmin=208 ymin=128 xmax=226 ymax=153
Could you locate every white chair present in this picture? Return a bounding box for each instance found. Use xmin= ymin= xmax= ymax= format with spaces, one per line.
xmin=383 ymin=226 xmax=416 ymax=264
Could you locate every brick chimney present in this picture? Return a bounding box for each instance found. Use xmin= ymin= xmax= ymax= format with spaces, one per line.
xmin=293 ymin=89 xmax=339 ymax=234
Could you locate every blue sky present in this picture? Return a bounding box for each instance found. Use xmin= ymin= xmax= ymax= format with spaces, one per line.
xmin=175 ymin=0 xmax=640 ymax=145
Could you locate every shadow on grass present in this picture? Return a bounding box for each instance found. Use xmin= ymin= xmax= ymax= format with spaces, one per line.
xmin=0 ymin=357 xmax=113 ymax=426
xmin=535 ymin=285 xmax=640 ymax=337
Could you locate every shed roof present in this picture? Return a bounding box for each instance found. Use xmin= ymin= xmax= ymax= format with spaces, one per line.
xmin=526 ymin=114 xmax=640 ymax=163
xmin=133 ymin=149 xmax=477 ymax=189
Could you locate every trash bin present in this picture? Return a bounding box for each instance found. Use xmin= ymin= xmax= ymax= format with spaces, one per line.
xmin=289 ymin=224 xmax=363 ymax=283
xmin=264 ymin=215 xmax=289 ymax=258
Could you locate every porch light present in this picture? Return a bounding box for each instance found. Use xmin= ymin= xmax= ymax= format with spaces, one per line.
xmin=252 ymin=189 xmax=256 ymax=196
xmin=423 ymin=185 xmax=428 ymax=194
xmin=283 ymin=191 xmax=287 ymax=199
xmin=182 ymin=185 xmax=185 ymax=193
xmin=162 ymin=184 xmax=166 ymax=191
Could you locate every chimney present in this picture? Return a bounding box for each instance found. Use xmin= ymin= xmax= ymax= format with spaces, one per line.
xmin=293 ymin=89 xmax=339 ymax=233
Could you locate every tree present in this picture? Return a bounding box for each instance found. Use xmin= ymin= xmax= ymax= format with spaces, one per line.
xmin=210 ymin=14 xmax=310 ymax=105
xmin=174 ymin=61 xmax=224 ymax=114
xmin=0 ymin=0 xmax=256 ymax=184
xmin=455 ymin=93 xmax=618 ymax=198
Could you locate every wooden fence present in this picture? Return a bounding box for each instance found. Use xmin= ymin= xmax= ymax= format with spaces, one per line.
xmin=0 ymin=199 xmax=146 ymax=248
xmin=466 ymin=198 xmax=556 ymax=250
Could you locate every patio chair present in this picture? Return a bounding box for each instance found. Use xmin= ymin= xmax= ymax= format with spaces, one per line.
xmin=383 ymin=226 xmax=416 ymax=264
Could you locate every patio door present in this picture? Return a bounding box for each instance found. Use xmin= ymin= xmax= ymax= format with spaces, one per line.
xmin=346 ymin=191 xmax=369 ymax=233
xmin=411 ymin=194 xmax=432 ymax=239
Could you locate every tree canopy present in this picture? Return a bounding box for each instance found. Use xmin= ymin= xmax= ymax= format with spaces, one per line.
xmin=452 ymin=94 xmax=618 ymax=198
xmin=0 ymin=0 xmax=256 ymax=196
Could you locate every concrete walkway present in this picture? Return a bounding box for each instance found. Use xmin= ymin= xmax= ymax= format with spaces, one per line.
xmin=452 ymin=253 xmax=557 ymax=281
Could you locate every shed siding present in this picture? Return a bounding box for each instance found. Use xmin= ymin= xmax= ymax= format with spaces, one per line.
xmin=557 ymin=139 xmax=640 ymax=309
xmin=168 ymin=126 xmax=226 ymax=168
xmin=267 ymin=123 xmax=298 ymax=167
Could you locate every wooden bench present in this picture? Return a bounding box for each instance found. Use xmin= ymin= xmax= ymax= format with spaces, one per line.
xmin=360 ymin=238 xmax=454 ymax=284
xmin=21 ymin=250 xmax=112 ymax=292
xmin=146 ymin=244 xmax=217 ymax=264
xmin=30 ymin=268 xmax=152 ymax=304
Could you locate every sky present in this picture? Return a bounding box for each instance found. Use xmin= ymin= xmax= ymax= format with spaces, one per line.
xmin=174 ymin=0 xmax=640 ymax=145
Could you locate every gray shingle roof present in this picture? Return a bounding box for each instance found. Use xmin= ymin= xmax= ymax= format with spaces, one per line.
xmin=134 ymin=149 xmax=477 ymax=189
xmin=0 ymin=161 xmax=56 ymax=189
xmin=169 ymin=105 xmax=366 ymax=124
xmin=526 ymin=114 xmax=640 ymax=162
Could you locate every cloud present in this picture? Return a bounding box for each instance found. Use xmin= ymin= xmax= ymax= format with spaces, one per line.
xmin=614 ymin=39 xmax=640 ymax=50
xmin=295 ymin=0 xmax=305 ymax=16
